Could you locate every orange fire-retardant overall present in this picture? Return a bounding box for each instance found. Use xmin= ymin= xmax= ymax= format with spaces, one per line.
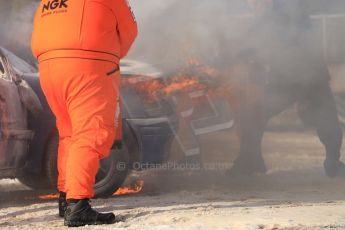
xmin=31 ymin=0 xmax=137 ymax=199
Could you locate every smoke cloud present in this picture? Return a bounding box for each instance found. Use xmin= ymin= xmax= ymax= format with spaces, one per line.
xmin=129 ymin=0 xmax=345 ymax=72
xmin=128 ymin=0 xmax=345 ymax=170
xmin=0 ymin=0 xmax=39 ymax=62
xmin=129 ymin=0 xmax=250 ymax=72
xmin=1 ymin=0 xmax=344 ymax=70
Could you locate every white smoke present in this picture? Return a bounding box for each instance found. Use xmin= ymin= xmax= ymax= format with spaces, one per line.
xmin=129 ymin=0 xmax=251 ymax=72
xmin=0 ymin=1 xmax=39 ymax=61
xmin=128 ymin=0 xmax=345 ymax=73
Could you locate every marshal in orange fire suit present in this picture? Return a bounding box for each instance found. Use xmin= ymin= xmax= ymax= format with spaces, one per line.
xmin=31 ymin=0 xmax=137 ymax=200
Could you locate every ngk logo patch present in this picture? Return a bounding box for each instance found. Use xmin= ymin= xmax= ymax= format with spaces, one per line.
xmin=42 ymin=0 xmax=68 ymax=15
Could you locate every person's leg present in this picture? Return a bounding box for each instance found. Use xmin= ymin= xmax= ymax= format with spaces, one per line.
xmin=40 ymin=58 xmax=119 ymax=225
xmin=299 ymin=82 xmax=345 ymax=177
xmin=229 ymin=85 xmax=266 ymax=175
xmin=62 ymin=60 xmax=119 ymax=226
xmin=56 ymin=134 xmax=72 ymax=217
xmin=38 ymin=60 xmax=72 ymax=217
xmin=229 ymin=81 xmax=301 ymax=175
xmin=64 ymin=67 xmax=119 ymax=199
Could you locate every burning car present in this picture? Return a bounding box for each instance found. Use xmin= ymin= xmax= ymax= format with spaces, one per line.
xmin=0 ymin=47 xmax=178 ymax=197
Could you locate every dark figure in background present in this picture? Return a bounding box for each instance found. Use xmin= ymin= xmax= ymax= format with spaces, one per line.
xmin=229 ymin=0 xmax=345 ymax=177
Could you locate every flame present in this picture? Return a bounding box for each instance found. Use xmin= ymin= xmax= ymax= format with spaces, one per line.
xmin=113 ymin=180 xmax=145 ymax=196
xmin=122 ymin=56 xmax=260 ymax=121
xmin=38 ymin=193 xmax=59 ymax=200
xmin=187 ymin=57 xmax=219 ymax=77
xmin=122 ymin=55 xmax=267 ymax=106
xmin=122 ymin=58 xmax=221 ymax=100
xmin=163 ymin=76 xmax=203 ymax=95
xmin=122 ymin=77 xmax=165 ymax=100
xmin=37 ymin=180 xmax=145 ymax=200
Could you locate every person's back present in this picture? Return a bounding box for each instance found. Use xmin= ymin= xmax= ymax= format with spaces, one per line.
xmin=32 ymin=0 xmax=137 ymax=64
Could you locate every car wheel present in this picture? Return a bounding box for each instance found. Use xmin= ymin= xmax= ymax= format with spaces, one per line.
xmin=94 ymin=145 xmax=130 ymax=198
xmin=17 ymin=132 xmax=57 ymax=189
xmin=19 ymin=130 xmax=130 ymax=197
xmin=17 ymin=173 xmax=51 ymax=189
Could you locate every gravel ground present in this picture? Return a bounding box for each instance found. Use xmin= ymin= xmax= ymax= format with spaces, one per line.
xmin=1 ymin=130 xmax=345 ymax=229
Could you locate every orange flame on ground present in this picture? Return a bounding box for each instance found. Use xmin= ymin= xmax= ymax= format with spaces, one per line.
xmin=113 ymin=180 xmax=145 ymax=196
xmin=37 ymin=180 xmax=145 ymax=200
xmin=38 ymin=193 xmax=59 ymax=200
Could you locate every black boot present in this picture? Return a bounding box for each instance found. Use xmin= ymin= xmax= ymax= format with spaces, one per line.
xmin=227 ymin=155 xmax=267 ymax=176
xmin=324 ymin=159 xmax=345 ymax=178
xmin=64 ymin=199 xmax=115 ymax=227
xmin=58 ymin=192 xmax=67 ymax=218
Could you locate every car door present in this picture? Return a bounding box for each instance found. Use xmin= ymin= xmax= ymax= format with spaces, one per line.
xmin=0 ymin=50 xmax=32 ymax=177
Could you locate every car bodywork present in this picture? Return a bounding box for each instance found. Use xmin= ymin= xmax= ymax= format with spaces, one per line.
xmin=0 ymin=47 xmax=178 ymax=180
xmin=0 ymin=48 xmax=42 ymax=178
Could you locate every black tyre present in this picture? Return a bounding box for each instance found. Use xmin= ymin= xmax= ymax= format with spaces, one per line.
xmin=19 ymin=130 xmax=131 ymax=198
xmin=94 ymin=145 xmax=130 ymax=198
xmin=17 ymin=132 xmax=58 ymax=189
